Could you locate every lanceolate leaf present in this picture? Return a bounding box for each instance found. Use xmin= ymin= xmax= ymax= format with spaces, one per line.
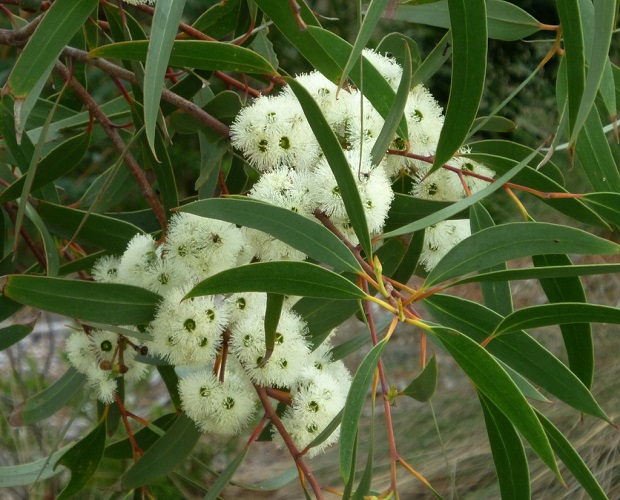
xmin=400 ymin=353 xmax=437 ymax=402
xmin=0 ymin=321 xmax=34 ymax=350
xmin=493 ymin=303 xmax=620 ymax=336
xmin=569 ymin=0 xmax=615 ymax=144
xmin=55 ymin=419 xmax=107 ymax=500
xmin=533 ymin=253 xmax=593 ymax=389
xmin=178 ymin=197 xmax=362 ymax=273
xmin=105 ymin=413 xmax=177 ymax=459
xmin=185 ymin=262 xmax=366 ymax=300
xmin=0 ymin=446 xmax=70 ymax=487
xmin=9 ymin=367 xmax=86 ymax=426
xmin=429 ymin=0 xmax=487 ymax=174
xmin=340 ymin=339 xmax=387 ymax=482
xmin=121 ymin=413 xmax=201 ymax=490
xmin=429 ymin=326 xmax=560 ymax=478
xmin=7 ymin=0 xmax=98 ymax=106
xmin=286 ymin=77 xmax=372 ymax=256
xmin=293 ymin=297 xmax=360 ymax=347
xmin=143 ymin=0 xmax=186 ymax=156
xmin=424 ymin=294 xmax=609 ymax=421
xmin=383 ymin=145 xmax=538 ymax=238
xmin=478 ymin=392 xmax=530 ymax=500
xmin=535 ymin=410 xmax=608 ymax=500
xmin=263 ymin=293 xmax=284 ymax=364
xmin=204 ymin=446 xmax=250 ymax=500
xmin=581 ymin=193 xmax=620 ymax=226
xmin=424 ymin=222 xmax=620 ymax=287
xmin=390 ymin=0 xmax=541 ymax=41
xmin=556 ymin=0 xmax=585 ymax=135
xmin=3 ymin=275 xmax=160 ymax=325
xmin=412 ymin=30 xmax=452 ymax=85
xmin=89 ymin=40 xmax=276 ymax=75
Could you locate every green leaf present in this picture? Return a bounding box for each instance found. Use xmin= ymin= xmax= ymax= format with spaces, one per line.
xmin=178 ymin=197 xmax=362 ymax=273
xmin=78 ymin=322 xmax=153 ymax=343
xmin=581 ymin=193 xmax=620 ymax=226
xmin=535 ymin=410 xmax=608 ymax=500
xmin=400 ymin=353 xmax=437 ymax=402
xmin=0 ymin=445 xmax=70 ymax=487
xmin=340 ymin=339 xmax=387 ymax=482
xmin=285 ymin=77 xmax=372 ymax=256
xmin=89 ymin=40 xmax=276 ymax=75
xmin=556 ymin=0 xmax=585 ymax=135
xmin=425 ymin=222 xmax=620 ymax=287
xmin=263 ymin=293 xmax=284 ymax=364
xmin=478 ymin=393 xmax=530 ymax=500
xmin=121 ymin=413 xmax=201 ymax=490
xmin=3 ymin=275 xmax=160 ymax=324
xmin=185 ymin=262 xmax=366 ymax=301
xmin=429 ymin=326 xmax=560 ymax=479
xmin=493 ymin=303 xmax=620 ymax=336
xmin=293 ymin=297 xmax=360 ymax=348
xmin=570 ymin=0 xmax=615 ymax=143
xmin=450 ymin=262 xmax=620 ymax=286
xmin=0 ymin=320 xmax=34 ymax=350
xmin=376 ymin=33 xmax=421 ymax=71
xmin=499 ymin=360 xmax=550 ymax=403
xmin=39 ymin=202 xmax=144 ymax=254
xmin=204 ymin=446 xmax=249 ymax=500
xmin=391 ymin=229 xmax=426 ymax=284
xmin=469 ymin=203 xmax=513 ymax=316
xmin=192 ymin=0 xmax=241 ymax=39
xmin=24 ymin=202 xmax=60 ymax=277
xmin=471 ymin=116 xmax=516 ymax=133
xmin=56 ymin=419 xmax=106 ymax=500
xmin=384 ymin=194 xmax=453 ymax=232
xmin=533 ymin=253 xmax=593 ymax=389
xmin=7 ymin=0 xmax=98 ymax=124
xmin=424 ymin=294 xmax=609 ymax=421
xmin=105 ymin=413 xmax=178 ymax=459
xmin=370 ymin=38 xmax=412 ymax=166
xmin=0 ymin=296 xmax=22 ymax=323
xmin=391 ymin=0 xmax=541 ymax=41
xmin=0 ymin=131 xmax=91 ymax=203
xmin=9 ymin=367 xmax=86 ymax=426
xmin=412 ymin=30 xmax=452 ymax=85
xmin=157 ymin=365 xmax=182 ymax=410
xmin=143 ymin=0 xmax=187 ymax=155
xmin=429 ymin=0 xmax=487 ymax=174
xmin=339 ymin=0 xmax=392 ymax=90
xmin=383 ymin=145 xmax=538 ymax=238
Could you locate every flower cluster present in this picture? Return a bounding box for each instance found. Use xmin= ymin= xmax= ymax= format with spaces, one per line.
xmin=230 ymin=49 xmax=495 ymax=270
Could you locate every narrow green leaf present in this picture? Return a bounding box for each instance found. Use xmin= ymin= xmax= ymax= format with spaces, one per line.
xmin=556 ymin=0 xmax=585 ymax=135
xmin=39 ymin=202 xmax=144 ymax=254
xmin=425 ymin=222 xmax=620 ymax=287
xmin=263 ymin=293 xmax=284 ymax=365
xmin=424 ymin=294 xmax=609 ymax=420
xmin=383 ymin=145 xmax=538 ymax=238
xmin=429 ymin=0 xmax=487 ymax=174
xmin=533 ymin=253 xmax=593 ymax=389
xmin=535 ymin=410 xmax=608 ymax=500
xmin=470 ymin=203 xmax=513 ymax=316
xmin=0 ymin=320 xmax=34 ymax=350
xmin=412 ymin=30 xmax=452 ymax=86
xmin=9 ymin=367 xmax=86 ymax=426
xmin=105 ymin=413 xmax=177 ymax=459
xmin=471 ymin=116 xmax=516 ymax=133
xmin=400 ymin=353 xmax=437 ymax=402
xmin=376 ymin=33 xmax=421 ymax=70
xmin=90 ymin=40 xmax=276 ymax=75
xmin=204 ymin=446 xmax=249 ymax=500
xmin=391 ymin=229 xmax=426 ymax=284
xmin=450 ymin=262 xmax=620 ymax=286
xmin=384 ymin=195 xmax=453 ymax=232
xmin=391 ymin=0 xmax=541 ymax=41
xmin=570 ymin=0 xmax=615 ymax=143
xmin=494 ymin=303 xmax=620 ymax=336
xmin=339 ymin=0 xmax=391 ymax=90
xmin=293 ymin=297 xmax=360 ymax=348
xmin=185 ymin=262 xmax=366 ymax=301
xmin=24 ymin=202 xmax=60 ymax=277
xmin=144 ymin=0 xmax=187 ymax=155
xmin=122 ymin=413 xmax=201 ymax=490
xmin=285 ymin=77 xmax=372 ymax=256
xmin=3 ymin=275 xmax=160 ymax=324
xmin=157 ymin=365 xmax=182 ymax=410
xmin=7 ymin=0 xmax=98 ymax=95
xmin=233 ymin=467 xmax=298 ymax=492
xmin=581 ymin=193 xmax=620 ymax=226
xmin=498 ymin=360 xmax=550 ymax=403
xmin=0 ymin=296 xmax=22 ymax=323
xmin=0 ymin=131 xmax=91 ymax=203
xmin=430 ymin=326 xmax=560 ymax=479
xmin=56 ymin=419 xmax=106 ymax=500
xmin=192 ymin=0 xmax=241 ymax=38
xmin=179 ymin=197 xmax=362 ymax=273
xmin=0 ymin=445 xmax=70 ymax=487
xmin=340 ymin=339 xmax=387 ymax=482
xmin=370 ymin=39 xmax=412 ymax=166
xmin=478 ymin=393 xmax=530 ymax=500
xmin=307 ymin=408 xmax=344 ymax=451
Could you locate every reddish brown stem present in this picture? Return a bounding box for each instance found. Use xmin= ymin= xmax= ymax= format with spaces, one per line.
xmin=114 ymin=393 xmax=143 ymax=462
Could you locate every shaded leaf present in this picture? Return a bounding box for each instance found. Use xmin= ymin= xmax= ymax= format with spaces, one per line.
xmin=105 ymin=413 xmax=178 ymax=459
xmin=400 ymin=353 xmax=437 ymax=402
xmin=3 ymin=275 xmax=160 ymax=325
xmin=0 ymin=320 xmax=34 ymax=350
xmin=0 ymin=446 xmax=70 ymax=487
xmin=582 ymin=193 xmax=620 ymax=226
xmin=204 ymin=446 xmax=249 ymax=500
